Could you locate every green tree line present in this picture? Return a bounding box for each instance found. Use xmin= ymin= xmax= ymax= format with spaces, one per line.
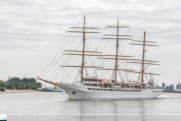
xmin=0 ymin=77 xmax=42 ymax=91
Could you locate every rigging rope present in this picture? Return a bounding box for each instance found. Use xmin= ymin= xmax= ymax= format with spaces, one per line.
xmin=74 ymin=71 xmax=80 ymax=83
xmin=47 ymin=40 xmax=83 ymax=80
xmin=39 ymin=17 xmax=83 ymax=77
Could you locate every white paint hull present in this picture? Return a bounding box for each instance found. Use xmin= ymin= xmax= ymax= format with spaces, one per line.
xmin=58 ymin=83 xmax=163 ymax=100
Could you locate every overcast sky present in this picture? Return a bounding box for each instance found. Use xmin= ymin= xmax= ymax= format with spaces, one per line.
xmin=0 ymin=0 xmax=181 ymax=87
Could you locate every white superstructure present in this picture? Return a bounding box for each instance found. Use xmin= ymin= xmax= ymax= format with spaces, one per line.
xmin=58 ymin=82 xmax=163 ymax=100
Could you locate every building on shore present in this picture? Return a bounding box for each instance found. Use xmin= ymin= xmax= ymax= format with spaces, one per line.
xmin=170 ymin=84 xmax=174 ymax=91
xmin=165 ymin=84 xmax=174 ymax=91
xmin=166 ymin=86 xmax=170 ymax=91
xmin=163 ymin=80 xmax=181 ymax=92
xmin=176 ymin=83 xmax=181 ymax=89
xmin=162 ymin=82 xmax=166 ymax=90
xmin=174 ymin=81 xmax=181 ymax=92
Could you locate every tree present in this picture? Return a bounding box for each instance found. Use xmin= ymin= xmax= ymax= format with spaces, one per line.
xmin=0 ymin=81 xmax=6 ymax=87
xmin=22 ymin=78 xmax=27 ymax=83
xmin=14 ymin=83 xmax=19 ymax=88
xmin=6 ymin=84 xmax=11 ymax=89
xmin=1 ymin=77 xmax=42 ymax=90
xmin=0 ymin=87 xmax=5 ymax=91
xmin=8 ymin=77 xmax=21 ymax=83
xmin=31 ymin=85 xmax=38 ymax=89
xmin=6 ymin=84 xmax=15 ymax=89
xmin=36 ymin=83 xmax=42 ymax=88
xmin=16 ymin=85 xmax=21 ymax=89
xmin=30 ymin=78 xmax=36 ymax=83
xmin=11 ymin=85 xmax=15 ymax=89
xmin=22 ymin=78 xmax=37 ymax=83
xmin=25 ymin=84 xmax=30 ymax=89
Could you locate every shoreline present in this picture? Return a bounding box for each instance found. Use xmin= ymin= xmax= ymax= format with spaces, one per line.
xmin=0 ymin=90 xmax=41 ymax=94
xmin=162 ymin=91 xmax=181 ymax=93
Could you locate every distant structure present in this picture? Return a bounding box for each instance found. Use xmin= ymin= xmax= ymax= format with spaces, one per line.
xmin=176 ymin=79 xmax=181 ymax=89
xmin=162 ymin=82 xmax=166 ymax=90
xmin=175 ymin=79 xmax=181 ymax=92
xmin=176 ymin=83 xmax=181 ymax=89
xmin=166 ymin=86 xmax=169 ymax=90
xmin=163 ymin=79 xmax=181 ymax=92
xmin=165 ymin=84 xmax=174 ymax=91
xmin=170 ymin=84 xmax=174 ymax=91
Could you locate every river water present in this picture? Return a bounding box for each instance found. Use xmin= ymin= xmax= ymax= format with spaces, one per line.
xmin=0 ymin=92 xmax=181 ymax=121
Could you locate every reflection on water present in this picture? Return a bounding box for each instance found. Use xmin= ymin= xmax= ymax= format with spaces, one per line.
xmin=0 ymin=92 xmax=181 ymax=121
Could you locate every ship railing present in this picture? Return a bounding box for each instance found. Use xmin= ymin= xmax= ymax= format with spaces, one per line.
xmin=83 ymin=81 xmax=99 ymax=84
xmin=87 ymin=87 xmax=142 ymax=92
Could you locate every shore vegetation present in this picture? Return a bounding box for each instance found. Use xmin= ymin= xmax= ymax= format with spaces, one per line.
xmin=0 ymin=77 xmax=42 ymax=91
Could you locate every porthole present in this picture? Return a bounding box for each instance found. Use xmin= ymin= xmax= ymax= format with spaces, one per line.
xmin=72 ymin=91 xmax=76 ymax=94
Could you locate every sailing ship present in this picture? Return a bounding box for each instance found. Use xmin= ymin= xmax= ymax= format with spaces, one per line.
xmin=38 ymin=16 xmax=163 ymax=100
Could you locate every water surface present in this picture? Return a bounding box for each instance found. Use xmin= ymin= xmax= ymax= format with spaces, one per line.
xmin=0 ymin=92 xmax=180 ymax=121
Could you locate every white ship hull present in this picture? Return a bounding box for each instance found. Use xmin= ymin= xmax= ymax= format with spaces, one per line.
xmin=58 ymin=83 xmax=163 ymax=100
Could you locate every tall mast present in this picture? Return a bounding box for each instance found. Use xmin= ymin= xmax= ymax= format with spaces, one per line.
xmin=141 ymin=31 xmax=146 ymax=82
xmin=115 ymin=20 xmax=119 ymax=83
xmin=81 ymin=16 xmax=86 ymax=83
xmin=129 ymin=32 xmax=160 ymax=81
xmin=101 ymin=18 xmax=132 ymax=83
xmin=64 ymin=16 xmax=100 ymax=83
